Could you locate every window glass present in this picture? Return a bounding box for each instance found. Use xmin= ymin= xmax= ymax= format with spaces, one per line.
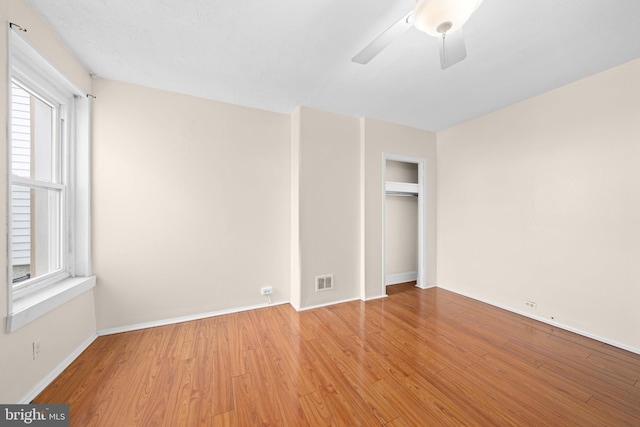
xmin=10 ymin=81 xmax=65 ymax=287
xmin=11 ymin=82 xmax=57 ymax=182
xmin=11 ymin=185 xmax=63 ymax=283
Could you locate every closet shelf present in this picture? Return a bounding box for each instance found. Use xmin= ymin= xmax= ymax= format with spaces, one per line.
xmin=385 ymin=181 xmax=419 ymax=196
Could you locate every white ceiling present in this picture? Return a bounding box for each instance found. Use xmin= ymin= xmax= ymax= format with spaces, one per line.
xmin=26 ymin=0 xmax=640 ymax=131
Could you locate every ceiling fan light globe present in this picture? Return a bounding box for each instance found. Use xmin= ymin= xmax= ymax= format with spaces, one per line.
xmin=413 ymin=0 xmax=483 ymax=36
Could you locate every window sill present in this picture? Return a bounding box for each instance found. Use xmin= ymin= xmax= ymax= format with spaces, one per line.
xmin=6 ymin=276 xmax=96 ymax=333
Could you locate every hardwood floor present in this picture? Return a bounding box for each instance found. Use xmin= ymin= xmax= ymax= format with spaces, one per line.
xmin=35 ymin=283 xmax=640 ymax=426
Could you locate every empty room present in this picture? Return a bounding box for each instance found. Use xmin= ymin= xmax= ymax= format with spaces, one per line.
xmin=1 ymin=0 xmax=639 ymax=425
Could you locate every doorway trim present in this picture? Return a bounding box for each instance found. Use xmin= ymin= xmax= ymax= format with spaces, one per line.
xmin=382 ymin=153 xmax=426 ymax=295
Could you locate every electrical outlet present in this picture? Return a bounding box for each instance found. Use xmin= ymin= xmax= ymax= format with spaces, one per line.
xmin=525 ymin=300 xmax=537 ymax=310
xmin=261 ymin=287 xmax=273 ymax=296
xmin=33 ymin=339 xmax=41 ymax=360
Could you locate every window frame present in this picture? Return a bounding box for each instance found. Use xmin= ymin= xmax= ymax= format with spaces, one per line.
xmin=9 ymin=79 xmax=71 ymax=298
xmin=6 ymin=26 xmax=95 ymax=332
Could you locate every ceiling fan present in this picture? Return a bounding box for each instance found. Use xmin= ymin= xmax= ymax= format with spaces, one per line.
xmin=352 ymin=0 xmax=484 ymax=69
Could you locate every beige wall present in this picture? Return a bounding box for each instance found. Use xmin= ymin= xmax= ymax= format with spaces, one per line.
xmin=385 ymin=161 xmax=419 ymax=276
xmin=0 ymin=0 xmax=96 ymax=403
xmin=293 ymin=110 xmax=436 ymax=306
xmin=386 ymin=196 xmax=418 ymax=276
xmin=290 ymin=107 xmax=302 ymax=308
xmin=364 ymin=118 xmax=438 ymax=298
xmin=296 ymin=107 xmax=361 ymax=307
xmin=92 ymin=79 xmax=291 ymax=330
xmin=437 ymin=58 xmax=640 ymax=352
xmin=386 ymin=160 xmax=418 ymax=183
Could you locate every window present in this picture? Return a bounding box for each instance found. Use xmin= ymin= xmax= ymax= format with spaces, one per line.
xmin=6 ymin=28 xmax=95 ymax=332
xmin=10 ymin=81 xmax=67 ymax=292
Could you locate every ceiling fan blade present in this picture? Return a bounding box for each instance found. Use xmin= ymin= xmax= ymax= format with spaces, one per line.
xmin=439 ymin=28 xmax=467 ymax=69
xmin=352 ymin=11 xmax=413 ymax=64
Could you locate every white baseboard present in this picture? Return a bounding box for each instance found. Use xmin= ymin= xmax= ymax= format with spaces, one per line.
xmin=362 ymin=282 xmax=434 ymax=301
xmin=437 ymin=284 xmax=640 ymax=356
xmin=98 ymin=301 xmax=289 ymax=336
xmin=363 ymin=294 xmax=388 ymax=301
xmin=385 ymin=271 xmax=418 ymax=286
xmin=20 ymin=333 xmax=97 ymax=404
xmin=99 ymin=294 xmax=387 ymax=333
xmin=297 ymin=297 xmax=361 ymax=312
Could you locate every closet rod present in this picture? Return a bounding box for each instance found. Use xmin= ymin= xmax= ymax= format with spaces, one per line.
xmin=386 ymin=192 xmax=418 ymax=197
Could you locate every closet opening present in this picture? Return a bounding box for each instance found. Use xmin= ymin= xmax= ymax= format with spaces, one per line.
xmin=382 ymin=154 xmax=426 ymax=296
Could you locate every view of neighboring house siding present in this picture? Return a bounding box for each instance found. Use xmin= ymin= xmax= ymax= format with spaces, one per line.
xmin=11 ymin=83 xmax=32 ymax=270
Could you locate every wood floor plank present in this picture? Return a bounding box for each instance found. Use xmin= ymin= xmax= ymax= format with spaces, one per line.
xmin=347 ymin=333 xmax=413 ymax=383
xmin=135 ymin=354 xmax=176 ymax=426
xmin=187 ymin=320 xmax=215 ymax=425
xmin=226 ymin=313 xmax=248 ymax=378
xmin=539 ymin=360 xmax=640 ymax=414
xmin=298 ymin=392 xmax=332 ymax=426
xmin=318 ymin=337 xmax=398 ymax=424
xmin=231 ymin=374 xmax=258 ymax=426
xmin=401 ymin=373 xmax=491 ymax=426
xmin=33 ymin=283 xmax=640 ymax=426
xmin=111 ymin=336 xmax=170 ymax=425
xmin=245 ymin=347 xmax=284 ymax=426
xmin=490 ymin=344 xmax=593 ymax=403
xmin=384 ymin=416 xmax=410 ymax=427
xmin=383 ymin=328 xmax=454 ymax=374
xmin=315 ymin=333 xmax=385 ymax=387
xmin=358 ymin=300 xmax=411 ymax=333
xmin=598 ymin=342 xmax=640 ymax=365
xmin=394 ymin=326 xmax=480 ymax=370
xmin=428 ymin=368 xmax=521 ymax=426
xmin=477 ymin=353 xmax=598 ymax=426
xmin=587 ymin=396 xmax=640 ymax=426
xmin=327 ymin=300 xmax=382 ymax=337
xmin=316 ymin=383 xmax=361 ymax=426
xmin=349 ymin=380 xmax=399 ymax=425
xmin=304 ymin=339 xmax=384 ymax=425
xmin=212 ymin=411 xmax=236 ymax=427
xmin=211 ymin=318 xmax=235 ymax=416
xmin=500 ymin=340 xmax=547 ymax=368
xmin=372 ymin=377 xmax=459 ymax=426
xmin=161 ymin=357 xmax=195 ymax=427
xmin=274 ymin=386 xmax=310 ymax=427
xmin=35 ymin=334 xmax=118 ymax=407
xmin=585 ymin=352 xmax=640 ymax=385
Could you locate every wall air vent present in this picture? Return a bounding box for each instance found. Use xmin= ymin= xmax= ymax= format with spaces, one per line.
xmin=315 ymin=274 xmax=334 ymax=292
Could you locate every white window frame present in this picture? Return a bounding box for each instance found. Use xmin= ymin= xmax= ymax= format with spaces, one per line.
xmin=10 ymin=79 xmax=70 ymax=297
xmin=6 ymin=27 xmax=95 ymax=332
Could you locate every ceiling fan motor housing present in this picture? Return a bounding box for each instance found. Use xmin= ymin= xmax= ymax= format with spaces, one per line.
xmin=413 ymin=0 xmax=483 ymax=36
